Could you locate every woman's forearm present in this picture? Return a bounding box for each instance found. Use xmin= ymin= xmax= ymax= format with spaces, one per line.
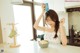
xmin=34 ymin=11 xmax=44 ymax=29
xmin=59 ymin=26 xmax=67 ymax=46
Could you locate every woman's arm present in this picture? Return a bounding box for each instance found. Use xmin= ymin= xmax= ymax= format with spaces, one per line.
xmin=59 ymin=18 xmax=67 ymax=46
xmin=33 ymin=4 xmax=45 ymax=31
xmin=33 ymin=11 xmax=53 ymax=32
xmin=33 ymin=11 xmax=45 ymax=31
xmin=34 ymin=4 xmax=54 ymax=32
xmin=59 ymin=26 xmax=67 ymax=46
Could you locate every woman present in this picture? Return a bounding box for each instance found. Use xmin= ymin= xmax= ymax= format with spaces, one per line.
xmin=34 ymin=4 xmax=67 ymax=46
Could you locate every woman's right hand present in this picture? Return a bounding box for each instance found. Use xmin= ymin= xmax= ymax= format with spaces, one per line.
xmin=42 ymin=4 xmax=46 ymax=13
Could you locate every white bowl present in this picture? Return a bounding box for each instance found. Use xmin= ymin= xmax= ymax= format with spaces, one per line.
xmin=38 ymin=40 xmax=49 ymax=48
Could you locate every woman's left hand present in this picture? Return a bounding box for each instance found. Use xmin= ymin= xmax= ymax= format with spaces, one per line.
xmin=42 ymin=3 xmax=46 ymax=12
xmin=60 ymin=18 xmax=65 ymax=26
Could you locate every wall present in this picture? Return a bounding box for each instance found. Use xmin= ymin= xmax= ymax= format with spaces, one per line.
xmin=68 ymin=12 xmax=80 ymax=32
xmin=0 ymin=0 xmax=15 ymax=44
xmin=65 ymin=2 xmax=80 ymax=8
xmin=58 ymin=12 xmax=69 ymax=36
xmin=43 ymin=0 xmax=65 ymax=12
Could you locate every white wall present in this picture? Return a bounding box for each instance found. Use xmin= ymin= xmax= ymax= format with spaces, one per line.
xmin=65 ymin=2 xmax=80 ymax=8
xmin=43 ymin=0 xmax=65 ymax=12
xmin=68 ymin=12 xmax=80 ymax=32
xmin=0 ymin=0 xmax=15 ymax=44
xmin=53 ymin=0 xmax=65 ymax=12
xmin=58 ymin=12 xmax=69 ymax=36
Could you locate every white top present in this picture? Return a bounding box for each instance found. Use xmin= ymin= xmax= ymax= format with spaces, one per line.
xmin=44 ymin=31 xmax=61 ymax=45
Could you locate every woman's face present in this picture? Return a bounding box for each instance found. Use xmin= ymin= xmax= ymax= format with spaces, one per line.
xmin=46 ymin=16 xmax=55 ymax=26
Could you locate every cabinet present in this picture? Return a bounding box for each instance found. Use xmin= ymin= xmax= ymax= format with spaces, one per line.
xmin=74 ymin=34 xmax=80 ymax=46
xmin=69 ymin=26 xmax=80 ymax=46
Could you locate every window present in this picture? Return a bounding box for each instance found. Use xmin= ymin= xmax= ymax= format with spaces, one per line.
xmin=13 ymin=4 xmax=33 ymax=44
xmin=13 ymin=0 xmax=44 ymax=41
xmin=34 ymin=5 xmax=44 ymax=36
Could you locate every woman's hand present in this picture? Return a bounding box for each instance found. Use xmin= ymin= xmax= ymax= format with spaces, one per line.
xmin=59 ymin=18 xmax=67 ymax=46
xmin=60 ymin=18 xmax=65 ymax=27
xmin=42 ymin=3 xmax=46 ymax=13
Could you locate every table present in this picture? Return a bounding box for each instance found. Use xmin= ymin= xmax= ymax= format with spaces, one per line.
xmin=1 ymin=41 xmax=80 ymax=53
xmin=32 ymin=41 xmax=80 ymax=53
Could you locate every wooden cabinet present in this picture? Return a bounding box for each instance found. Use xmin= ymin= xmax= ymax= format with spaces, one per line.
xmin=69 ymin=27 xmax=80 ymax=46
xmin=74 ymin=35 xmax=80 ymax=46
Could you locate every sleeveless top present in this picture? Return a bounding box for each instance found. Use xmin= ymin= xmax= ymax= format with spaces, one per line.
xmin=44 ymin=31 xmax=61 ymax=45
